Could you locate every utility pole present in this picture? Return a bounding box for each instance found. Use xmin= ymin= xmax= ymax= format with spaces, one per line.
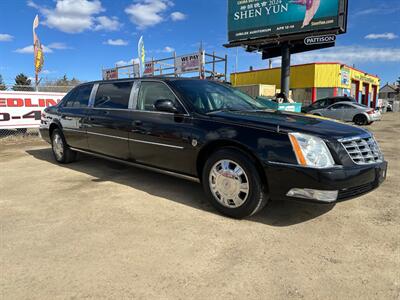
xmin=280 ymin=43 xmax=291 ymax=101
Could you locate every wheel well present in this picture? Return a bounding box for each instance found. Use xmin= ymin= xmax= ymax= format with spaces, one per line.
xmin=353 ymin=113 xmax=367 ymax=122
xmin=49 ymin=123 xmax=60 ymax=139
xmin=196 ymin=140 xmax=268 ymax=186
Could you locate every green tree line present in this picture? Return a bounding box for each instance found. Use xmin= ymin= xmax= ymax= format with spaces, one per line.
xmin=0 ymin=73 xmax=81 ymax=92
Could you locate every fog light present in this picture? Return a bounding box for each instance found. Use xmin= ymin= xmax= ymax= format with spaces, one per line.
xmin=286 ymin=188 xmax=338 ymax=202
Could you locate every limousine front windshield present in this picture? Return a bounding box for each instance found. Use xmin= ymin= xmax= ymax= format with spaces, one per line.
xmin=172 ymin=80 xmax=264 ymax=114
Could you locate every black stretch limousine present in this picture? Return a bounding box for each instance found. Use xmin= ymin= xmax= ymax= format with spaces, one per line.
xmin=40 ymin=78 xmax=387 ymax=218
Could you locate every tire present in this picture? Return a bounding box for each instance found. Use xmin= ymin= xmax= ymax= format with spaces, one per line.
xmin=51 ymin=129 xmax=77 ymax=164
xmin=202 ymin=148 xmax=268 ymax=219
xmin=354 ymin=114 xmax=368 ymax=126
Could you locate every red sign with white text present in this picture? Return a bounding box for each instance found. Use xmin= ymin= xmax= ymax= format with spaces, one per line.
xmin=0 ymin=91 xmax=65 ymax=129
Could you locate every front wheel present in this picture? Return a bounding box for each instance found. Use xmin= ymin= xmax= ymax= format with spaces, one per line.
xmin=202 ymin=148 xmax=268 ymax=219
xmin=51 ymin=129 xmax=77 ymax=163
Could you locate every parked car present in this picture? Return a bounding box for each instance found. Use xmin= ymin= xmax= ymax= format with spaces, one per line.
xmin=302 ymin=96 xmax=357 ymax=113
xmin=40 ymin=79 xmax=387 ymax=219
xmin=309 ymin=101 xmax=381 ymax=125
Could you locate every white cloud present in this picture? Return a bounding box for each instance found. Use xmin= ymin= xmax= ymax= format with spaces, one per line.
xmin=125 ymin=0 xmax=172 ymax=29
xmin=292 ymin=46 xmax=400 ymax=65
xmin=14 ymin=45 xmax=53 ymax=54
xmin=115 ymin=58 xmax=140 ymax=66
xmin=47 ymin=42 xmax=69 ymax=49
xmin=94 ymin=16 xmax=121 ymax=31
xmin=170 ymin=11 xmax=186 ymax=21
xmin=28 ymin=0 xmax=121 ymax=34
xmin=41 ymin=69 xmax=56 ymax=74
xmin=365 ymin=33 xmax=398 ymax=40
xmin=0 ymin=34 xmax=13 ymax=42
xmin=163 ymin=46 xmax=174 ymax=53
xmin=105 ymin=39 xmax=129 ymax=46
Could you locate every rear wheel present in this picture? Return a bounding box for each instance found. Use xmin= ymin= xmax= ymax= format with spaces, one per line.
xmin=51 ymin=129 xmax=77 ymax=163
xmin=202 ymin=148 xmax=268 ymax=219
xmin=354 ymin=114 xmax=368 ymax=126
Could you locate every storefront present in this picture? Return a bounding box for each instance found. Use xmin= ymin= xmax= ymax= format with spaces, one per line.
xmin=231 ymin=62 xmax=380 ymax=108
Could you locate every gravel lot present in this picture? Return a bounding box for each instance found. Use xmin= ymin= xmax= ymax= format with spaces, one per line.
xmin=1 ymin=113 xmax=399 ymax=299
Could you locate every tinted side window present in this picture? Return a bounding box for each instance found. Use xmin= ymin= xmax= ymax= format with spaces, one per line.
xmin=94 ymin=82 xmax=133 ymax=109
xmin=331 ymin=103 xmax=350 ymax=109
xmin=64 ymin=84 xmax=92 ymax=108
xmin=137 ymin=81 xmax=177 ymax=111
xmin=312 ymin=99 xmax=327 ymax=109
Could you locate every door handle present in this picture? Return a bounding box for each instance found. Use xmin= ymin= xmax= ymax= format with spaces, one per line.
xmin=133 ymin=120 xmax=142 ymax=126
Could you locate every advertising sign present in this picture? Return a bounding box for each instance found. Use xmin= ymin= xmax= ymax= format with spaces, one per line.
xmin=228 ymin=0 xmax=347 ymax=42
xmin=341 ymin=66 xmax=350 ymax=86
xmin=175 ymin=53 xmax=204 ymax=74
xmin=102 ymin=68 xmax=118 ymax=80
xmin=304 ymin=34 xmax=336 ymax=45
xmin=0 ymin=91 xmax=65 ymax=129
xmin=143 ymin=62 xmax=154 ymax=76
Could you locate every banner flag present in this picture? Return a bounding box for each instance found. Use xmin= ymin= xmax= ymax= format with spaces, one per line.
xmin=32 ymin=15 xmax=44 ymax=74
xmin=138 ymin=36 xmax=145 ymax=76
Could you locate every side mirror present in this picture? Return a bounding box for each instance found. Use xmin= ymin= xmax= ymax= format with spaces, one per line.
xmin=154 ymin=99 xmax=178 ymax=113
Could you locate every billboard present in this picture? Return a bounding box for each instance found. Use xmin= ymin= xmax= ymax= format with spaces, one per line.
xmin=143 ymin=62 xmax=155 ymax=76
xmin=175 ymin=53 xmax=204 ymax=74
xmin=228 ymin=0 xmax=347 ymax=43
xmin=0 ymin=91 xmax=65 ymax=129
xmin=102 ymin=68 xmax=118 ymax=80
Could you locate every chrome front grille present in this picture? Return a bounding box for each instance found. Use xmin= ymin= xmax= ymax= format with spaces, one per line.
xmin=340 ymin=135 xmax=383 ymax=165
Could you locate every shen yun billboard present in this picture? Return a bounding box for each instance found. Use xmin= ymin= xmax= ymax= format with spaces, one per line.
xmin=228 ymin=0 xmax=348 ymax=42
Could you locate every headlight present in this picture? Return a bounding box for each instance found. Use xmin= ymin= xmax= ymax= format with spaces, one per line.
xmin=288 ymin=132 xmax=335 ymax=168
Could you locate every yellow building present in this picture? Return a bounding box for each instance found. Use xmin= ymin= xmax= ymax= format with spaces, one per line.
xmin=231 ymin=62 xmax=380 ymax=108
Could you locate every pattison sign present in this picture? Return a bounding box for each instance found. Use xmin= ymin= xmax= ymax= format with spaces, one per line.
xmin=228 ymin=0 xmax=348 ymax=42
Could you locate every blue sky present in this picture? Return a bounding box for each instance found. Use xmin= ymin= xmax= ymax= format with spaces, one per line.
xmin=0 ymin=0 xmax=399 ymax=85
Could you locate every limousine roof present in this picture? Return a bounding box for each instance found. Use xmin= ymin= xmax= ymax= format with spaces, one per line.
xmin=86 ymin=77 xmax=205 ymax=85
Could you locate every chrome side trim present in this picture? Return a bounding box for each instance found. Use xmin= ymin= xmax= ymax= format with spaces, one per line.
xmin=129 ymin=138 xmax=184 ymax=149
xmin=86 ymin=131 xmax=128 ymax=141
xmin=63 ymin=128 xmax=86 ymax=133
xmin=70 ymin=147 xmax=200 ymax=183
xmin=84 ymin=131 xmax=184 ymax=149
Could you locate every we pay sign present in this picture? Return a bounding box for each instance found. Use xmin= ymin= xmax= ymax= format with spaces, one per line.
xmin=175 ymin=53 xmax=203 ymax=74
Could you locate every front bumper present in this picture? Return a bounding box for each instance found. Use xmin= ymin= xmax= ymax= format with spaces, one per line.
xmin=39 ymin=127 xmax=51 ymax=144
xmin=265 ymin=161 xmax=387 ymax=203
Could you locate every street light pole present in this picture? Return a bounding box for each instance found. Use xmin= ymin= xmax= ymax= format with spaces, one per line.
xmin=280 ymin=43 xmax=291 ymax=100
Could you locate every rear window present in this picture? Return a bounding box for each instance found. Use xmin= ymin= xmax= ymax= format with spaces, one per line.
xmin=94 ymin=82 xmax=133 ymax=109
xmin=63 ymin=84 xmax=93 ymax=108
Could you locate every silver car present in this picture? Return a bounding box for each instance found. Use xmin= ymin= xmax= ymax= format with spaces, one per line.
xmin=309 ymin=101 xmax=381 ymax=125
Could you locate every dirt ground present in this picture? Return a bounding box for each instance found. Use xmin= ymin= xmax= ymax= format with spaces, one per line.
xmin=1 ymin=113 xmax=399 ymax=299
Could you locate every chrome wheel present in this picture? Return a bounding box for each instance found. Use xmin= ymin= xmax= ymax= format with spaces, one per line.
xmin=209 ymin=159 xmax=249 ymax=208
xmin=52 ymin=133 xmax=64 ymax=160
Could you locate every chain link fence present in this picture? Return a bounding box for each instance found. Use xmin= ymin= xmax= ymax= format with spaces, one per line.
xmin=1 ymin=84 xmax=75 ymax=93
xmin=0 ymin=85 xmax=74 ymax=143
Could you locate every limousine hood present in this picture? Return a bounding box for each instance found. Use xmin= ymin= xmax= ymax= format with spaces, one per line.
xmin=209 ymin=110 xmax=369 ymax=140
